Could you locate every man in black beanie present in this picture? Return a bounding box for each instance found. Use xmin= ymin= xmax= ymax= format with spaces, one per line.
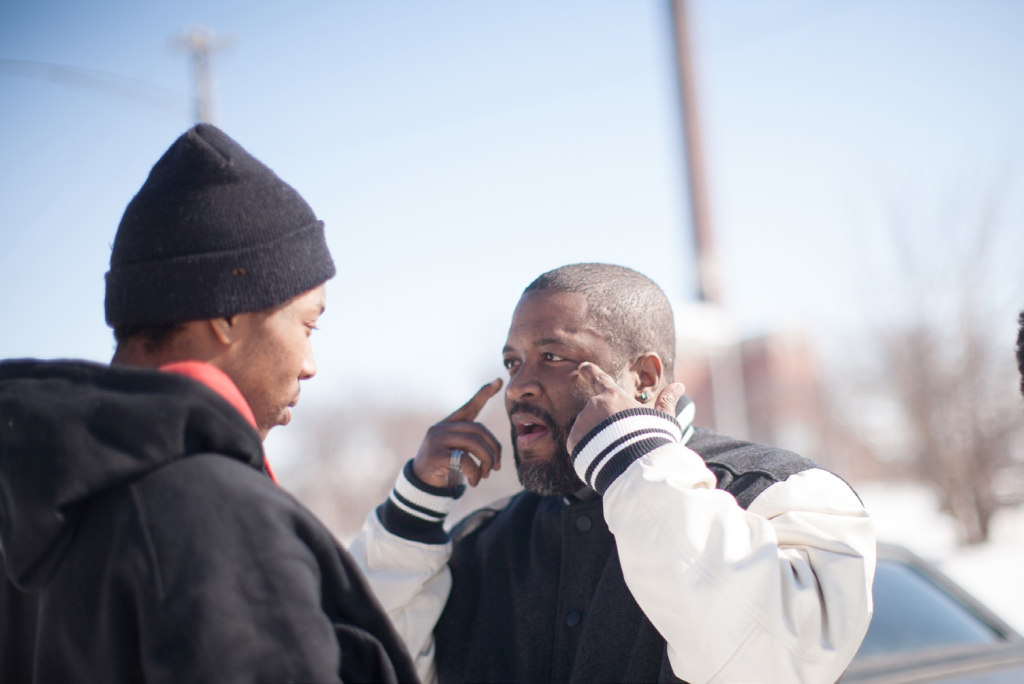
xmin=106 ymin=123 xmax=338 ymax=439
xmin=0 ymin=124 xmax=417 ymax=683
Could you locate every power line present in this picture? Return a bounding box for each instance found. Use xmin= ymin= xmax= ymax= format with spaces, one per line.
xmin=0 ymin=58 xmax=187 ymax=118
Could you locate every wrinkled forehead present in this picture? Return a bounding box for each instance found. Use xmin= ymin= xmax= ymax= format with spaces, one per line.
xmin=506 ymin=290 xmax=609 ymax=348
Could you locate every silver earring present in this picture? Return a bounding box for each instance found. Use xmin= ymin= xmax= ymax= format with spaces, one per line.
xmin=639 ymin=391 xmax=649 ymax=401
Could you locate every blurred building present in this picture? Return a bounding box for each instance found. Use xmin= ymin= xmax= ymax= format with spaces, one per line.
xmin=673 ymin=300 xmax=886 ymax=481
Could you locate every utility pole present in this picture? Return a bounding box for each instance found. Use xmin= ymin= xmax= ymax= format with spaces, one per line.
xmin=669 ymin=0 xmax=720 ymax=306
xmin=668 ymin=0 xmax=749 ymax=438
xmin=174 ymin=26 xmax=228 ymax=124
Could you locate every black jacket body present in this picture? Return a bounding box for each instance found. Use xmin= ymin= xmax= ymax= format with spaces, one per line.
xmin=433 ymin=428 xmax=818 ymax=683
xmin=0 ymin=359 xmax=417 ymax=683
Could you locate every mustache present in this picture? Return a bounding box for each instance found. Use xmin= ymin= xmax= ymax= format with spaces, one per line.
xmin=507 ymin=401 xmax=557 ymax=432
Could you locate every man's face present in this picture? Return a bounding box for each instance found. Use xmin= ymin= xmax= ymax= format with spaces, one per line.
xmin=502 ymin=290 xmax=627 ymax=496
xmin=215 ymin=284 xmax=326 ymax=439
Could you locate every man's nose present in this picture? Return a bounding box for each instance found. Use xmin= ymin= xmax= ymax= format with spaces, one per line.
xmin=505 ymin=364 xmax=540 ymax=402
xmin=300 ymin=346 xmax=317 ymax=381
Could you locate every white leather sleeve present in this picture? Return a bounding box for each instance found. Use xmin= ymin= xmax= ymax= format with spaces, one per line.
xmin=603 ymin=443 xmax=875 ymax=684
xmin=348 ymin=511 xmax=451 ymax=684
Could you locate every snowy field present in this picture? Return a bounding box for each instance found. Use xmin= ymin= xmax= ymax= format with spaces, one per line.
xmin=857 ymin=481 xmax=1024 ymax=635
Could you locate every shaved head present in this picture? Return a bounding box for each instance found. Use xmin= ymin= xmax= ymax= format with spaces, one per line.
xmin=523 ymin=263 xmax=675 ymax=378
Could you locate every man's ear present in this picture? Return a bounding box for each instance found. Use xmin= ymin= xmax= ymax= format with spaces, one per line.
xmin=207 ymin=316 xmax=239 ymax=346
xmin=631 ymin=353 xmax=664 ymax=400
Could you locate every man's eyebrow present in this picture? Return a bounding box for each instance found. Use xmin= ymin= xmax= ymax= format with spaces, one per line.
xmin=502 ymin=337 xmax=565 ymax=354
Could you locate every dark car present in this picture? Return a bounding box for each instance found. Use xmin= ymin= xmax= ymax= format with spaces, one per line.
xmin=841 ymin=543 xmax=1024 ymax=683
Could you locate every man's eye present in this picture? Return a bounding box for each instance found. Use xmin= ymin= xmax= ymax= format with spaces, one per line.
xmin=503 ymin=358 xmax=519 ymax=371
xmin=543 ymin=352 xmax=564 ymax=362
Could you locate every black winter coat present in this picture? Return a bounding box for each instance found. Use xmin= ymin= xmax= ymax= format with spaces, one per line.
xmin=0 ymin=359 xmax=417 ymax=683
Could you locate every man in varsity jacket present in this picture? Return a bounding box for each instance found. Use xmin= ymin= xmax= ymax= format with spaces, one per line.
xmin=351 ymin=262 xmax=876 ymax=684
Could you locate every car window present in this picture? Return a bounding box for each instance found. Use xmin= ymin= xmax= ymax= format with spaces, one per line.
xmin=855 ymin=559 xmax=1002 ymax=659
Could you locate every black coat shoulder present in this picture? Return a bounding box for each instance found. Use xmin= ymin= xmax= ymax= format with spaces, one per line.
xmin=687 ymin=427 xmax=821 ymax=509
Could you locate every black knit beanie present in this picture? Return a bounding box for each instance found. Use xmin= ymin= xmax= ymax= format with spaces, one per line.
xmin=104 ymin=124 xmax=336 ymax=327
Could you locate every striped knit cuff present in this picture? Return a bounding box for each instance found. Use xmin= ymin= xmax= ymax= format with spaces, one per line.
xmin=378 ymin=460 xmax=465 ymax=543
xmin=571 ymin=408 xmax=683 ymax=495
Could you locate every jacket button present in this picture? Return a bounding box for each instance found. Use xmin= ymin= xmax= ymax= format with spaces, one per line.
xmin=566 ymin=610 xmax=582 ymax=627
xmin=575 ymin=515 xmax=592 ymax=532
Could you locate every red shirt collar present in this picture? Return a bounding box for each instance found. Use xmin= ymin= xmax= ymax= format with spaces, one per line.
xmin=159 ymin=361 xmax=277 ymax=484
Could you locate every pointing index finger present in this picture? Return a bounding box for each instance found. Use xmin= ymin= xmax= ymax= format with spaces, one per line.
xmin=444 ymin=378 xmax=503 ymax=423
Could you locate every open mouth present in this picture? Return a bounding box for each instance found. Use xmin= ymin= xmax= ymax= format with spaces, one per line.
xmin=512 ymin=412 xmax=552 ymax=447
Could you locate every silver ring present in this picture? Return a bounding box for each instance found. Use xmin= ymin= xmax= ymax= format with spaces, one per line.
xmin=449 ymin=449 xmax=464 ymax=472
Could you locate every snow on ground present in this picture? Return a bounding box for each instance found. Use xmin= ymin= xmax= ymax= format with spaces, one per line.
xmin=857 ymin=480 xmax=1024 ymax=635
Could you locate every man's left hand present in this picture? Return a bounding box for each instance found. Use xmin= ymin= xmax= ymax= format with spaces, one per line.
xmin=566 ymin=362 xmax=685 ymax=454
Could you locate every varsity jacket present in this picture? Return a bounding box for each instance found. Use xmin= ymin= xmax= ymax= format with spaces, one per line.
xmin=350 ymin=405 xmax=875 ymax=684
xmin=0 ymin=359 xmax=417 ymax=684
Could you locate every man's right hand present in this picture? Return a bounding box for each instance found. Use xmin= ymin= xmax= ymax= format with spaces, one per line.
xmin=412 ymin=379 xmax=503 ymax=488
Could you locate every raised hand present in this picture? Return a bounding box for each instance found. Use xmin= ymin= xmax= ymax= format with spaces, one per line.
xmin=412 ymin=378 xmax=504 ymax=488
xmin=566 ymin=362 xmax=685 ymax=454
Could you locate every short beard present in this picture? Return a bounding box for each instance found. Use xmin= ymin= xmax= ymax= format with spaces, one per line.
xmin=516 ymin=453 xmax=585 ymax=497
xmin=509 ymin=402 xmax=586 ymax=497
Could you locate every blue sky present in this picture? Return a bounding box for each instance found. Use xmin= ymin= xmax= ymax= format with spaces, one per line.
xmin=2 ymin=0 xmax=1023 ymax=417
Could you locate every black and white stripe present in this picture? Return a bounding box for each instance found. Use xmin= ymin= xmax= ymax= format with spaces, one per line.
xmin=387 ymin=461 xmax=460 ymax=523
xmin=571 ymin=408 xmax=685 ymax=495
